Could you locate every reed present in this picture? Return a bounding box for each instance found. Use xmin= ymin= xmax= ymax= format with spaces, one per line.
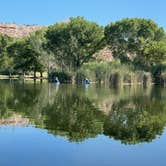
xmin=76 ymin=61 xmax=152 ymax=86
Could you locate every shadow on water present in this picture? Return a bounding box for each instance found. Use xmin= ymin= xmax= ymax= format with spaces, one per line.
xmin=0 ymin=80 xmax=166 ymax=144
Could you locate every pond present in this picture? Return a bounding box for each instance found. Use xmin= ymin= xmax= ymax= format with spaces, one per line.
xmin=0 ymin=80 xmax=166 ymax=166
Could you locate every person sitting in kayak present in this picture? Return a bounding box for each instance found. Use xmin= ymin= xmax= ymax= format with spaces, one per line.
xmin=83 ymin=78 xmax=90 ymax=84
xmin=55 ymin=77 xmax=60 ymax=84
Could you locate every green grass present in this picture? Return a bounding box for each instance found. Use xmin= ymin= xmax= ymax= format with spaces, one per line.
xmin=76 ymin=61 xmax=152 ymax=85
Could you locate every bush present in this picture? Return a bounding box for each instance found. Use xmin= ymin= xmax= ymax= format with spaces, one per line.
xmin=152 ymin=64 xmax=166 ymax=85
xmin=76 ymin=61 xmax=152 ymax=85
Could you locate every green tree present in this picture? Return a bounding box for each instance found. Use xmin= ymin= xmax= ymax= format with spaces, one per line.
xmin=0 ymin=55 xmax=14 ymax=77
xmin=8 ymin=36 xmax=45 ymax=78
xmin=0 ymin=34 xmax=12 ymax=56
xmin=105 ymin=18 xmax=166 ymax=67
xmin=8 ymin=39 xmax=33 ymax=75
xmin=27 ymin=31 xmax=46 ymax=77
xmin=46 ymin=17 xmax=104 ymax=71
xmin=0 ymin=34 xmax=14 ymax=76
xmin=31 ymin=29 xmax=57 ymax=77
xmin=135 ymin=40 xmax=166 ymax=69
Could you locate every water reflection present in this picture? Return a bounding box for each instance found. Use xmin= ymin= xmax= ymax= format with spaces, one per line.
xmin=104 ymin=95 xmax=166 ymax=144
xmin=0 ymin=80 xmax=166 ymax=144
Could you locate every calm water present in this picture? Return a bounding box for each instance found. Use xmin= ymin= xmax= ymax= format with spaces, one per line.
xmin=0 ymin=81 xmax=166 ymax=166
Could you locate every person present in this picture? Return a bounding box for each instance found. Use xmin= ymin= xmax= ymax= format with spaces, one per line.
xmin=55 ymin=77 xmax=60 ymax=84
xmin=83 ymin=78 xmax=90 ymax=84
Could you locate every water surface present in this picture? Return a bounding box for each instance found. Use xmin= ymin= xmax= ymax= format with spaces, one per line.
xmin=0 ymin=81 xmax=166 ymax=166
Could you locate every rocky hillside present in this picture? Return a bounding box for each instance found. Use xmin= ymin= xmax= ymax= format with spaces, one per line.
xmin=0 ymin=23 xmax=42 ymax=38
xmin=0 ymin=23 xmax=114 ymax=61
xmin=96 ymin=48 xmax=114 ymax=62
xmin=0 ymin=114 xmax=29 ymax=126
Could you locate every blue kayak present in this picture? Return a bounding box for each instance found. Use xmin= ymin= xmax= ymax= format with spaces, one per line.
xmin=54 ymin=81 xmax=60 ymax=85
xmin=83 ymin=80 xmax=90 ymax=85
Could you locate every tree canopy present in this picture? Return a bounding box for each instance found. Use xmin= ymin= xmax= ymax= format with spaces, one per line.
xmin=45 ymin=17 xmax=104 ymax=71
xmin=0 ymin=34 xmax=14 ymax=75
xmin=104 ymin=18 xmax=166 ymax=69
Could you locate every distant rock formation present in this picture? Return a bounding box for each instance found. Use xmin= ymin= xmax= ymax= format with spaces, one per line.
xmin=0 ymin=114 xmax=29 ymax=126
xmin=95 ymin=47 xmax=114 ymax=62
xmin=0 ymin=23 xmax=42 ymax=38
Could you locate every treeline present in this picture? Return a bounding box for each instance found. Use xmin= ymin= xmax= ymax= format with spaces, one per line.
xmin=0 ymin=17 xmax=166 ymax=84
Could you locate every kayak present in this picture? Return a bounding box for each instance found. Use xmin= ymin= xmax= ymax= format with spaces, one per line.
xmin=82 ymin=81 xmax=90 ymax=85
xmin=55 ymin=81 xmax=60 ymax=85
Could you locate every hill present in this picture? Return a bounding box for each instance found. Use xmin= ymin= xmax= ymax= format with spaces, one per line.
xmin=0 ymin=23 xmax=42 ymax=38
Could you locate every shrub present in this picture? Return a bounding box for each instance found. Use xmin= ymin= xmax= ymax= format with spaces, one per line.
xmin=76 ymin=61 xmax=152 ymax=86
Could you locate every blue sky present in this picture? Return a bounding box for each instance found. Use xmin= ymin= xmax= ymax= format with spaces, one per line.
xmin=0 ymin=0 xmax=165 ymax=29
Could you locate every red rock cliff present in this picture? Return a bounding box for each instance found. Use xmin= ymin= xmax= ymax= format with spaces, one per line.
xmin=0 ymin=23 xmax=42 ymax=38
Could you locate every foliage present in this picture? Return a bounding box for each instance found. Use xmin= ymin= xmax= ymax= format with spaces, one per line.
xmin=0 ymin=34 xmax=12 ymax=56
xmin=0 ymin=34 xmax=14 ymax=75
xmin=7 ymin=35 xmax=45 ymax=76
xmin=40 ymin=90 xmax=105 ymax=142
xmin=76 ymin=61 xmax=152 ymax=85
xmin=0 ymin=17 xmax=166 ymax=84
xmin=134 ymin=40 xmax=166 ymax=69
xmin=30 ymin=29 xmax=57 ymax=75
xmin=105 ymin=18 xmax=166 ymax=69
xmin=1 ymin=81 xmax=166 ymax=144
xmin=103 ymin=94 xmax=166 ymax=144
xmin=152 ymin=64 xmax=166 ymax=84
xmin=49 ymin=71 xmax=72 ymax=83
xmin=45 ymin=17 xmax=104 ymax=71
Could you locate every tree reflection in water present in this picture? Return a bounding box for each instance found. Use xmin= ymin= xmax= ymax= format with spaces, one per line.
xmin=103 ymin=96 xmax=166 ymax=144
xmin=0 ymin=81 xmax=166 ymax=144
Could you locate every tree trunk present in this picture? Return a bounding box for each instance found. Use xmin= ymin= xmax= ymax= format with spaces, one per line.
xmin=9 ymin=72 xmax=12 ymax=78
xmin=34 ymin=71 xmax=36 ymax=79
xmin=40 ymin=72 xmax=43 ymax=84
xmin=23 ymin=72 xmax=25 ymax=78
xmin=40 ymin=72 xmax=43 ymax=78
xmin=47 ymin=67 xmax=50 ymax=80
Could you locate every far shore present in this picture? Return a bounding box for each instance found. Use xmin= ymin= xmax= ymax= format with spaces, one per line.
xmin=0 ymin=75 xmax=48 ymax=81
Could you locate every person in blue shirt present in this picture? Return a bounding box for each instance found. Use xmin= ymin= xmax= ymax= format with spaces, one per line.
xmin=83 ymin=78 xmax=90 ymax=85
xmin=55 ymin=77 xmax=60 ymax=84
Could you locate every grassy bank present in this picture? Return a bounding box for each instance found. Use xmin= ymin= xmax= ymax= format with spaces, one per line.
xmin=0 ymin=62 xmax=156 ymax=86
xmin=0 ymin=72 xmax=48 ymax=80
xmin=76 ymin=61 xmax=152 ymax=86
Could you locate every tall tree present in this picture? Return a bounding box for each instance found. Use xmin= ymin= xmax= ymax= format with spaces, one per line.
xmin=45 ymin=17 xmax=104 ymax=71
xmin=104 ymin=18 xmax=166 ymax=68
xmin=30 ymin=29 xmax=57 ymax=77
xmin=0 ymin=34 xmax=14 ymax=76
xmin=8 ymin=39 xmax=40 ymax=77
xmin=0 ymin=34 xmax=12 ymax=56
